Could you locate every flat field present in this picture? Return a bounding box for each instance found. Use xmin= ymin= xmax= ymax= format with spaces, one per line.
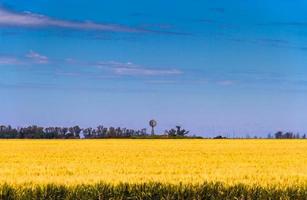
xmin=0 ymin=139 xmax=306 ymax=187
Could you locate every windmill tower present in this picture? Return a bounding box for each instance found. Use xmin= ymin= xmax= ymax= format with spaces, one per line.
xmin=149 ymin=119 xmax=157 ymax=135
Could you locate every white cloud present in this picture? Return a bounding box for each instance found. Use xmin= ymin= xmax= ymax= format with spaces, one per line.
xmin=0 ymin=51 xmax=49 ymax=65
xmin=0 ymin=56 xmax=20 ymax=65
xmin=0 ymin=7 xmax=144 ymax=33
xmin=26 ymin=50 xmax=49 ymax=64
xmin=96 ymin=61 xmax=182 ymax=76
xmin=0 ymin=51 xmax=183 ymax=77
xmin=114 ymin=67 xmax=182 ymax=76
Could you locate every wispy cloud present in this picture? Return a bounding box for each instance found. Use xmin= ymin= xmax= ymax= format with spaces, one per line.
xmin=0 ymin=81 xmax=157 ymax=93
xmin=0 ymin=6 xmax=145 ymax=33
xmin=0 ymin=56 xmax=21 ymax=65
xmin=0 ymin=7 xmax=191 ymax=36
xmin=26 ymin=50 xmax=49 ymax=64
xmin=96 ymin=61 xmax=183 ymax=76
xmin=0 ymin=50 xmax=50 ymax=66
xmin=114 ymin=66 xmax=182 ymax=76
xmin=1 ymin=51 xmax=183 ymax=77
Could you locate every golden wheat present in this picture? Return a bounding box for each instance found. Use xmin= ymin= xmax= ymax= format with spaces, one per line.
xmin=0 ymin=139 xmax=306 ymax=187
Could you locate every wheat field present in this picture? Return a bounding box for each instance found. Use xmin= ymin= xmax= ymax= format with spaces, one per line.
xmin=0 ymin=139 xmax=306 ymax=188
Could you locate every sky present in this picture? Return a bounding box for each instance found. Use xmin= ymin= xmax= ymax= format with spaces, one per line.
xmin=1 ymin=0 xmax=307 ymax=137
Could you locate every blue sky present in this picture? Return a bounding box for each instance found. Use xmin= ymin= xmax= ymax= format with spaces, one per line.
xmin=1 ymin=0 xmax=307 ymax=136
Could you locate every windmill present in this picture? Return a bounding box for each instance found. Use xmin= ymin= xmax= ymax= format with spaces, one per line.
xmin=149 ymin=119 xmax=157 ymax=135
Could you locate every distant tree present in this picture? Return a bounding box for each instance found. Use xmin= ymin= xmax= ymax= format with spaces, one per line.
xmin=61 ymin=127 xmax=68 ymax=138
xmin=140 ymin=128 xmax=147 ymax=136
xmin=0 ymin=125 xmax=6 ymax=132
xmin=213 ymin=135 xmax=226 ymax=139
xmin=165 ymin=126 xmax=189 ymax=137
xmin=73 ymin=126 xmax=81 ymax=138
xmin=284 ymin=132 xmax=293 ymax=139
xmin=275 ymin=131 xmax=283 ymax=139
xmin=176 ymin=126 xmax=189 ymax=136
xmin=83 ymin=128 xmax=93 ymax=138
xmin=165 ymin=128 xmax=177 ymax=137
xmin=108 ymin=127 xmax=116 ymax=137
xmin=97 ymin=125 xmax=104 ymax=137
xmin=0 ymin=125 xmax=18 ymax=138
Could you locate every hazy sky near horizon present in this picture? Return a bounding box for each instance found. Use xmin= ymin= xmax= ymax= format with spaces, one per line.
xmin=1 ymin=0 xmax=307 ymax=136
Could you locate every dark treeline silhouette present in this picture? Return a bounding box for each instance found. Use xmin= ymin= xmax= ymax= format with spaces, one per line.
xmin=0 ymin=125 xmax=195 ymax=139
xmin=272 ymin=131 xmax=306 ymax=139
xmin=212 ymin=131 xmax=306 ymax=139
xmin=0 ymin=125 xmax=148 ymax=139
xmin=1 ymin=125 xmax=306 ymax=139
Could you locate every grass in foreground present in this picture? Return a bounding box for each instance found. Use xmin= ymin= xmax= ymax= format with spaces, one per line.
xmin=1 ymin=182 xmax=307 ymax=200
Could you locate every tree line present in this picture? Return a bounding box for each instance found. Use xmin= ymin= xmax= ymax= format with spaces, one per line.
xmin=271 ymin=131 xmax=306 ymax=139
xmin=1 ymin=125 xmax=305 ymax=139
xmin=213 ymin=131 xmax=306 ymax=139
xmin=0 ymin=125 xmax=191 ymax=139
